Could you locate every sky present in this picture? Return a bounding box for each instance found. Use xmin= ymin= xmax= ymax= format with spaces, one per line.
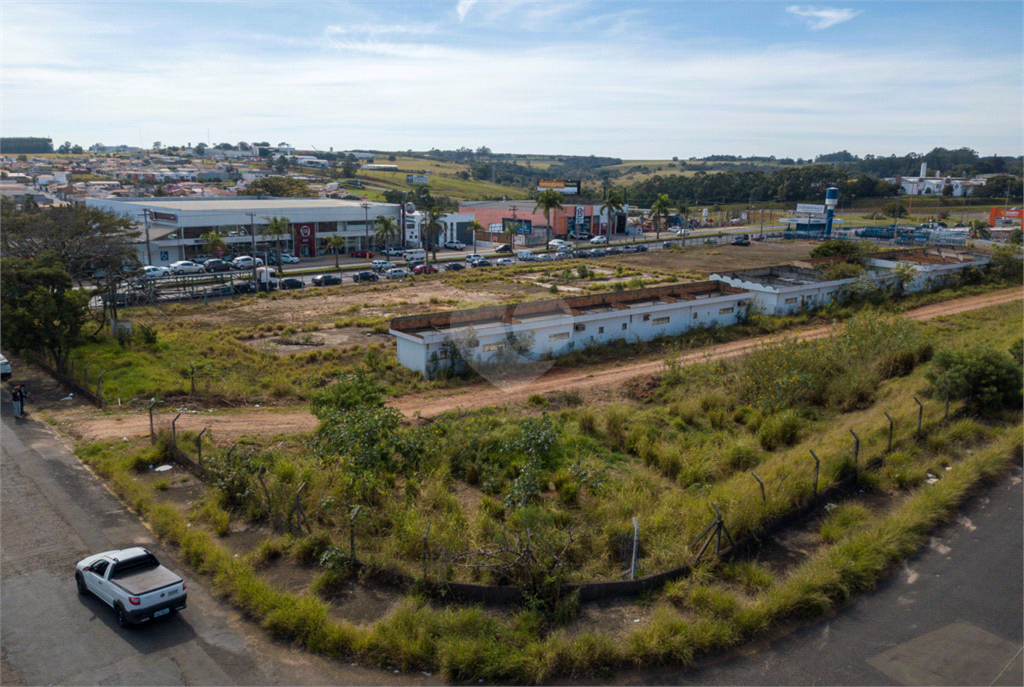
xmin=2 ymin=1 xmax=1022 ymax=159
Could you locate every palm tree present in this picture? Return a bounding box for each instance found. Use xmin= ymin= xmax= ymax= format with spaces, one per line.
xmin=675 ymin=201 xmax=689 ymax=230
xmin=325 ymin=234 xmax=346 ymax=271
xmin=374 ymin=215 xmax=399 ymax=257
xmin=969 ymin=219 xmax=992 ymax=240
xmin=649 ymin=193 xmax=672 ymax=240
xmin=423 ymin=207 xmax=444 ymax=267
xmin=533 ymin=189 xmax=564 ymax=249
xmin=265 ymin=216 xmax=290 ymax=273
xmin=200 ymin=231 xmax=227 ymax=260
xmin=600 ymin=189 xmax=624 ymax=240
xmin=467 ymin=219 xmax=484 ymax=254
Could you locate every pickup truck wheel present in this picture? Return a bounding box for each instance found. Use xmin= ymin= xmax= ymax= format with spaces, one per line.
xmin=115 ymin=604 xmax=130 ymax=628
xmin=75 ymin=573 xmax=89 ymax=596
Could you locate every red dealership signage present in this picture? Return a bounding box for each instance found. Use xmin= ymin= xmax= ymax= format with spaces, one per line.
xmin=294 ymin=223 xmax=315 ymax=250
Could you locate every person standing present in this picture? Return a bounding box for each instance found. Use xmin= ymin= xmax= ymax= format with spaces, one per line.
xmin=11 ymin=384 xmax=26 ymax=418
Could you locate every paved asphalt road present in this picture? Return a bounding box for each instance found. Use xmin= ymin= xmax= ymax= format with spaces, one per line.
xmin=615 ymin=463 xmax=1024 ymax=686
xmin=0 ymin=397 xmax=434 ymax=686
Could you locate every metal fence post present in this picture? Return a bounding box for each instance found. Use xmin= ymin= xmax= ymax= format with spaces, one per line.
xmin=751 ymin=471 xmax=766 ymax=504
xmin=171 ymin=413 xmax=182 ymax=448
xmin=96 ymin=369 xmax=109 ymax=406
xmin=196 ymin=428 xmax=208 ymax=465
xmin=630 ymin=517 xmax=639 ymax=580
xmin=914 ymin=397 xmax=923 ymax=435
xmin=810 ymin=450 xmax=821 ymax=495
xmin=149 ymin=401 xmax=156 ymax=443
xmin=850 ymin=430 xmax=859 ymax=478
xmin=83 ymin=363 xmax=92 ymax=390
xmin=884 ymin=412 xmax=894 ymax=453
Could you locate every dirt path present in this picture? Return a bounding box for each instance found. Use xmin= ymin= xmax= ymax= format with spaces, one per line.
xmin=68 ymin=288 xmax=1022 ymax=442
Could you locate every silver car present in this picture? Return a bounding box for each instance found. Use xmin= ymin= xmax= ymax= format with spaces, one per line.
xmin=385 ymin=268 xmax=410 ymax=279
xmin=169 ymin=260 xmax=204 ymax=275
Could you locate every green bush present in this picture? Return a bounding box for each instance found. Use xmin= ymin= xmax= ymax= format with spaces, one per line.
xmin=925 ymin=345 xmax=1023 ymax=416
xmin=757 ymin=410 xmax=801 ymax=451
xmin=727 ymin=443 xmax=764 ymax=471
xmin=820 ymin=502 xmax=872 ymax=544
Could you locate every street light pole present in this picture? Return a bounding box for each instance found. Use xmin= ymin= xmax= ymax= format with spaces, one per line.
xmin=360 ymin=202 xmax=371 ymax=254
xmin=142 ymin=208 xmax=153 ymax=266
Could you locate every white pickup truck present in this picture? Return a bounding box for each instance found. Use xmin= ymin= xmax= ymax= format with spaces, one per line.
xmin=75 ymin=547 xmax=187 ymax=628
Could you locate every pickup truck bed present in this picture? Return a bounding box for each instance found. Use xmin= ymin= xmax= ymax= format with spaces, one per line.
xmin=111 ymin=565 xmax=181 ymax=596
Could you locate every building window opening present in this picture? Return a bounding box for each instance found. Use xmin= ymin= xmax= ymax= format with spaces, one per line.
xmin=549 ymin=332 xmax=570 ymax=342
xmin=653 ymin=316 xmax=669 ymax=325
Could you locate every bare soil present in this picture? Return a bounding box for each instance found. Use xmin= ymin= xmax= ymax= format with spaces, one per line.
xmin=44 ymin=288 xmax=1024 ymax=443
xmin=613 ymin=241 xmax=817 ymax=276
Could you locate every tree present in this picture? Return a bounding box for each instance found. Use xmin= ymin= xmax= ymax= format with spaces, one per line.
xmin=265 ymin=216 xmax=291 ymax=273
xmin=423 ymin=207 xmax=444 ymax=266
xmin=194 ymin=142 xmax=207 ymax=156
xmin=1008 ymin=227 xmax=1023 ymax=246
xmin=600 ymin=189 xmax=624 ymax=240
xmin=152 ymin=141 xmax=162 ymax=152
xmin=341 ymin=158 xmax=358 ymax=177
xmin=201 ymin=231 xmax=227 ymax=256
xmin=1 ymin=253 xmax=91 ymax=374
xmin=533 ymin=189 xmax=564 ymax=249
xmin=325 ymin=234 xmax=346 ymax=271
xmin=241 ymin=176 xmax=316 ymax=198
xmin=374 ymin=215 xmax=399 ymax=256
xmin=467 ymin=219 xmax=484 ymax=254
xmin=925 ymin=346 xmax=1023 ymax=416
xmin=71 ymin=145 xmax=83 ymax=155
xmin=0 ymin=204 xmax=139 ymax=284
xmin=58 ymin=141 xmax=73 ymax=154
xmin=969 ymin=219 xmax=992 ymax=240
xmin=648 ymin=193 xmax=672 ymax=239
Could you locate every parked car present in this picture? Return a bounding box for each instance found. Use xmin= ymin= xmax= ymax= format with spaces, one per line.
xmin=232 ymin=255 xmax=264 ymax=269
xmin=371 ymin=260 xmax=396 ymax=272
xmin=385 ymin=268 xmax=410 ymax=279
xmin=350 ymin=250 xmax=374 ymax=259
xmin=536 ymin=253 xmax=555 ymax=262
xmin=279 ymin=277 xmax=305 ymax=290
xmin=141 ymin=265 xmax=170 ymax=279
xmin=549 ymin=239 xmax=567 ymax=248
xmin=494 ymin=244 xmax=513 ymax=253
xmin=413 ymin=264 xmax=439 ymax=275
xmin=634 ymin=244 xmax=648 ymax=252
xmin=444 ymin=241 xmax=465 ymax=250
xmin=471 ymin=259 xmax=492 ymax=267
xmin=279 ymin=253 xmax=300 ymax=264
xmin=466 ymin=254 xmax=486 ymax=263
xmin=588 ymin=249 xmax=606 ymax=257
xmin=233 ymin=281 xmax=256 ymax=294
xmin=568 ymin=230 xmax=591 ymax=240
xmin=352 ymin=271 xmax=379 ymax=283
xmin=383 ymin=247 xmax=405 ymax=256
xmin=408 ymin=260 xmax=425 ymax=270
xmin=203 ymin=259 xmax=232 ymax=273
xmin=169 ymin=260 xmax=205 ymax=275
xmin=590 ymin=236 xmax=608 ymax=245
xmin=75 ymin=547 xmax=187 ymax=628
xmin=621 ymin=245 xmax=638 ymax=254
xmin=605 ymin=246 xmax=623 ymax=256
xmin=731 ymin=235 xmax=751 ymax=246
xmin=1 ymin=354 xmax=11 ymax=381
xmin=311 ymin=274 xmax=342 ymax=286
xmin=444 ymin=262 xmax=466 ymax=271
xmin=495 ymin=257 xmax=516 ymax=266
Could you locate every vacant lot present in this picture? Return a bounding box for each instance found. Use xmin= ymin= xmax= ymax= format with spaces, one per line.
xmin=614 ymin=240 xmax=816 ymax=275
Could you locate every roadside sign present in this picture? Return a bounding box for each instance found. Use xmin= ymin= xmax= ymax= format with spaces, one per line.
xmin=160 ymin=250 xmax=168 ymax=262
xmin=796 ymin=204 xmax=825 ymax=214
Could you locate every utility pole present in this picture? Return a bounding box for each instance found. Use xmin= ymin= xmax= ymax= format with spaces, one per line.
xmin=142 ymin=208 xmax=153 ymax=265
xmin=247 ymin=212 xmax=258 ymax=289
xmin=360 ymin=202 xmax=371 ymax=254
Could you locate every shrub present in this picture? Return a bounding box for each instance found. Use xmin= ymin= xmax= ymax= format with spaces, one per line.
xmin=577 ymin=409 xmax=597 ymax=435
xmin=527 ymin=393 xmax=549 ymax=407
xmin=604 ymin=407 xmax=628 ymax=451
xmin=293 ymin=532 xmax=333 ymax=565
xmin=819 ymin=502 xmax=872 ymax=543
xmin=758 ymin=410 xmax=800 ymax=451
xmin=925 ymin=345 xmax=1023 ymax=416
xmin=727 ymin=443 xmax=764 ymax=471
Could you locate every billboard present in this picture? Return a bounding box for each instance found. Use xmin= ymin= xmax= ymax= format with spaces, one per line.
xmin=407 ymin=174 xmax=429 ymax=184
xmin=503 ymin=218 xmax=532 ymax=235
xmin=488 ymin=223 xmax=504 ymax=233
xmin=795 ymin=203 xmax=825 ymax=214
xmin=538 ymin=179 xmax=581 ymax=194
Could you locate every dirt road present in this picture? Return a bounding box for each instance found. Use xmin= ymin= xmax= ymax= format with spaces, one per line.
xmin=70 ymin=288 xmax=1022 ymax=442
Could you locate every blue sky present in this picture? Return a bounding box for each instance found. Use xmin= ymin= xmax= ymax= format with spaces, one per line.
xmin=3 ymin=1 xmax=1021 ymax=159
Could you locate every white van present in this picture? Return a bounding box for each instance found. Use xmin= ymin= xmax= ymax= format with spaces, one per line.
xmin=516 ymin=249 xmax=536 ymax=261
xmin=403 ymin=249 xmax=427 ymax=261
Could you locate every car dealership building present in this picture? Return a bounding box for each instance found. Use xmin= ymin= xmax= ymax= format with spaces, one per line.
xmin=85 ymin=197 xmax=403 ymax=264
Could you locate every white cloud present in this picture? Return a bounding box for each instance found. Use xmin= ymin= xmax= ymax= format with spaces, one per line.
xmin=786 ymin=5 xmax=862 ymax=30
xmin=456 ymin=0 xmax=478 ymax=21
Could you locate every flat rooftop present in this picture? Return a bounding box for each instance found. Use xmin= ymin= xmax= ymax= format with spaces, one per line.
xmin=873 ymin=248 xmax=986 ymax=265
xmin=95 ymin=197 xmax=392 ymax=211
xmin=391 ymin=281 xmax=747 ymax=338
xmin=716 ymin=265 xmax=831 ymax=287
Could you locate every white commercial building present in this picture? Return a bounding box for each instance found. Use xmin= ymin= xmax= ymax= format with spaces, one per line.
xmin=390 ymin=282 xmax=751 ymax=377
xmin=85 ymin=197 xmax=401 ymax=265
xmin=403 ymin=211 xmax=476 ymax=247
xmin=865 ymin=248 xmax=990 ymax=292
xmin=710 ymin=264 xmax=861 ymax=316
